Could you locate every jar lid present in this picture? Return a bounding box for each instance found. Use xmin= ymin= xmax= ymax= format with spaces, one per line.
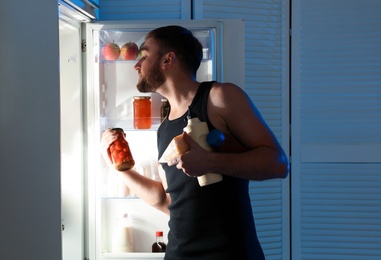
xmin=111 ymin=127 xmax=124 ymax=131
xmin=134 ymin=96 xmax=151 ymax=99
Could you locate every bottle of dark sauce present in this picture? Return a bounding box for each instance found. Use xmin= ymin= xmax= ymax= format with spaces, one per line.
xmin=160 ymin=98 xmax=170 ymax=122
xmin=152 ymin=231 xmax=166 ymax=252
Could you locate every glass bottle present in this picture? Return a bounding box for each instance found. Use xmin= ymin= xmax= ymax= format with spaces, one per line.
xmin=160 ymin=98 xmax=170 ymax=122
xmin=109 ymin=128 xmax=135 ymax=171
xmin=152 ymin=231 xmax=166 ymax=252
xmin=133 ymin=96 xmax=151 ymax=129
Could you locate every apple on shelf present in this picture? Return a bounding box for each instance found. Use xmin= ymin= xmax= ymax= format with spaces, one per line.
xmin=102 ymin=41 xmax=120 ymax=61
xmin=120 ymin=42 xmax=139 ymax=60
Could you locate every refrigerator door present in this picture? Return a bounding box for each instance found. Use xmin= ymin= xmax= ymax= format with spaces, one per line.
xmin=83 ymin=20 xmax=244 ymax=260
xmin=59 ymin=2 xmax=91 ymax=259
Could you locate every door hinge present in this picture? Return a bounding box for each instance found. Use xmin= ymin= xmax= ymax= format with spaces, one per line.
xmin=82 ymin=40 xmax=87 ymax=52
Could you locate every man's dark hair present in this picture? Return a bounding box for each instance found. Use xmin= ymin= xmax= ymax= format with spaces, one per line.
xmin=146 ymin=25 xmax=203 ymax=77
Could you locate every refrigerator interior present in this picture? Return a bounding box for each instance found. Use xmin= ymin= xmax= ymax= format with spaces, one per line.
xmin=89 ymin=24 xmax=216 ymax=257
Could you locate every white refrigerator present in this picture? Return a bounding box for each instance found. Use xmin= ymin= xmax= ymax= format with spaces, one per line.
xmin=59 ymin=2 xmax=244 ymax=260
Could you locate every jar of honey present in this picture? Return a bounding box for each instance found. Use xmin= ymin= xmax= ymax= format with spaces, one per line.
xmin=109 ymin=128 xmax=135 ymax=171
xmin=133 ymin=96 xmax=151 ymax=129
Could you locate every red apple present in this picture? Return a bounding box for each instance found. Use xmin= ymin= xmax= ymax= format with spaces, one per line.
xmin=102 ymin=42 xmax=120 ymax=61
xmin=120 ymin=42 xmax=139 ymax=60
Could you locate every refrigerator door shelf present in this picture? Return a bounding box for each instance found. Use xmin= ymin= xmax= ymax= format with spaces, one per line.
xmin=102 ymin=252 xmax=165 ymax=260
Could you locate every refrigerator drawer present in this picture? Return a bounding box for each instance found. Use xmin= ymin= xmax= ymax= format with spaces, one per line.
xmin=102 ymin=252 xmax=165 ymax=260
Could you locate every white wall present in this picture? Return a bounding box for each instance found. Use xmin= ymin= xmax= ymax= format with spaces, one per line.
xmin=0 ymin=1 xmax=62 ymax=259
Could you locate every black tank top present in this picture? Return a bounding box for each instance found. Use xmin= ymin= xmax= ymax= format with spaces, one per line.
xmin=157 ymin=81 xmax=265 ymax=260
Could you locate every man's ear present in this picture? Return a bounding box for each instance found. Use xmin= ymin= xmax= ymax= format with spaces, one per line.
xmin=163 ymin=52 xmax=176 ymax=67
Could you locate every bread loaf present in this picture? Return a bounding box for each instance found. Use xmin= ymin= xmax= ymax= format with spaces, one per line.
xmin=159 ymin=134 xmax=190 ymax=163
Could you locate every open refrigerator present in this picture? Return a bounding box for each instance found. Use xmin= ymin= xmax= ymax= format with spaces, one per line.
xmin=59 ymin=2 xmax=244 ymax=260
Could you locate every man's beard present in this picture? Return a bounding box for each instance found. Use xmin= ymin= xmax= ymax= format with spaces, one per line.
xmin=136 ymin=60 xmax=165 ymax=93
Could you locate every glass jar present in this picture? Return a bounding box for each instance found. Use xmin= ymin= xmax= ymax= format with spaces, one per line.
xmin=133 ymin=96 xmax=151 ymax=129
xmin=109 ymin=128 xmax=135 ymax=171
xmin=160 ymin=98 xmax=170 ymax=122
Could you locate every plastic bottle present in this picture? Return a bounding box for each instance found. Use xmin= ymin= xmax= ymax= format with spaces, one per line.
xmin=206 ymin=129 xmax=226 ymax=148
xmin=183 ymin=114 xmax=223 ymax=186
xmin=111 ymin=213 xmax=134 ymax=252
xmin=152 ymin=231 xmax=166 ymax=252
xmin=207 ymin=129 xmax=248 ymax=153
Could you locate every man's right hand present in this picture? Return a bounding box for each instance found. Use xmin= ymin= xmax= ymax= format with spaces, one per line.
xmin=100 ymin=128 xmax=118 ymax=169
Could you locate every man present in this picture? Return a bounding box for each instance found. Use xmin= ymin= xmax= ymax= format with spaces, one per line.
xmin=101 ymin=25 xmax=289 ymax=259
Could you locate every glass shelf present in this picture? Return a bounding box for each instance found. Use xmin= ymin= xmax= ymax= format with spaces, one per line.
xmin=101 ymin=196 xmax=140 ymax=200
xmin=103 ymin=117 xmax=163 ymax=132
xmin=102 ymin=252 xmax=165 ymax=260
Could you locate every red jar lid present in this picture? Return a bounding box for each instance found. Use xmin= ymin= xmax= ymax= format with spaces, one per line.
xmin=134 ymin=96 xmax=151 ymax=100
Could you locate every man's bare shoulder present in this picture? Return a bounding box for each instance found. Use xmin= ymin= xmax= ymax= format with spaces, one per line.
xmin=211 ymin=81 xmax=242 ymax=89
xmin=210 ymin=82 xmax=247 ymax=103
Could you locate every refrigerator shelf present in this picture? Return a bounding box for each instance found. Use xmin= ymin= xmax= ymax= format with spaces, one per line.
xmin=101 ymin=196 xmax=140 ymax=200
xmin=102 ymin=252 xmax=165 ymax=260
xmin=104 ymin=117 xmax=163 ymax=132
xmin=100 ymin=59 xmax=140 ymax=63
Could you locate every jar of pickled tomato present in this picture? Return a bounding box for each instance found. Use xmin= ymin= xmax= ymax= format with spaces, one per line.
xmin=133 ymin=96 xmax=151 ymax=129
xmin=109 ymin=128 xmax=135 ymax=171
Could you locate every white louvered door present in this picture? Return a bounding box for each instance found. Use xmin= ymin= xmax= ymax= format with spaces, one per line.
xmin=291 ymin=0 xmax=381 ymax=259
xmin=193 ymin=1 xmax=291 ymax=259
